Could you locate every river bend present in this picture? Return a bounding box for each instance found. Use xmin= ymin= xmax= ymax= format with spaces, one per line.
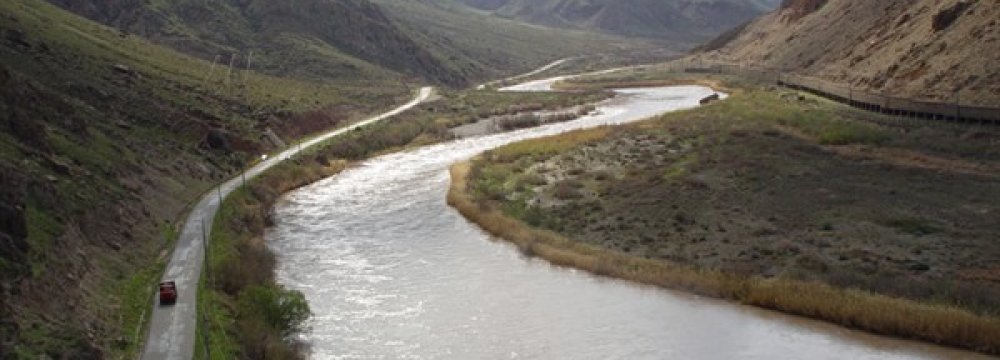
xmin=267 ymin=82 xmax=987 ymax=359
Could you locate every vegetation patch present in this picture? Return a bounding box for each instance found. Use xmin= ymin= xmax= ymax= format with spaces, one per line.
xmin=450 ymin=78 xmax=1000 ymax=354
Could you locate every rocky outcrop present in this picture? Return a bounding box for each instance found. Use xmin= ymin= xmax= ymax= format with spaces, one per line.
xmin=779 ymin=0 xmax=827 ymax=21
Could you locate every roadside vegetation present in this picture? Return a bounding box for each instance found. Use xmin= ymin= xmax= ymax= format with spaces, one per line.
xmin=451 ymin=73 xmax=1000 ymax=354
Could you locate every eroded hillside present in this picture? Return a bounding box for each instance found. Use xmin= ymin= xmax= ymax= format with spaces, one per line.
xmin=699 ymin=0 xmax=1000 ymax=104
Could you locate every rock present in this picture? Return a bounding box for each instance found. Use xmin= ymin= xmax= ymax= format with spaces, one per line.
xmin=4 ymin=29 xmax=30 ymax=49
xmin=909 ymin=262 xmax=931 ymax=272
xmin=932 ymin=1 xmax=972 ymax=32
xmin=699 ymin=93 xmax=721 ymax=105
xmin=205 ymin=128 xmax=230 ymax=151
xmin=47 ymin=156 xmax=72 ymax=175
xmin=112 ymin=64 xmax=136 ymax=77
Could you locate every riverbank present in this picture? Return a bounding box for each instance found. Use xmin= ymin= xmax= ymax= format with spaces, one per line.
xmin=196 ymin=87 xmax=609 ymax=358
xmin=449 ymin=84 xmax=1000 ymax=354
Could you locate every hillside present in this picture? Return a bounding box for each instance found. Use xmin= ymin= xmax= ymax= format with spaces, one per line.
xmin=370 ymin=0 xmax=661 ymax=81
xmin=697 ymin=0 xmax=1000 ymax=104
xmin=453 ymin=0 xmax=779 ymax=45
xmin=46 ymin=0 xmax=655 ymax=87
xmin=0 ymin=0 xmax=406 ymax=356
xmin=46 ymin=0 xmax=465 ymax=85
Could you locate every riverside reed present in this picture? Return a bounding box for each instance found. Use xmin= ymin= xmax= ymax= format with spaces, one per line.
xmin=449 ymin=161 xmax=1000 ymax=354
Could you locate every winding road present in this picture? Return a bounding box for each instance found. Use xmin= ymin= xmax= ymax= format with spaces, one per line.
xmin=476 ymin=57 xmax=576 ymax=90
xmin=140 ymin=87 xmax=432 ymax=360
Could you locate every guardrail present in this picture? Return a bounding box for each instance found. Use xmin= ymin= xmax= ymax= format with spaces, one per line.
xmin=669 ymin=60 xmax=1000 ymax=125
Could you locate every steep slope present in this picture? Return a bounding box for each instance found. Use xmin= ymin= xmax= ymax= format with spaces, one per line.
xmin=0 ymin=0 xmax=404 ymax=357
xmin=46 ymin=0 xmax=465 ymax=85
xmin=454 ymin=0 xmax=779 ymax=45
xmin=699 ymin=0 xmax=1000 ymax=103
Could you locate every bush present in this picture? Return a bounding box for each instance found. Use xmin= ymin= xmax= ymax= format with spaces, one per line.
xmin=234 ymin=285 xmax=310 ymax=359
xmin=216 ymin=241 xmax=276 ymax=296
xmin=497 ymin=113 xmax=541 ymax=130
xmin=553 ymin=180 xmax=583 ymax=200
xmin=238 ymin=285 xmax=311 ymax=341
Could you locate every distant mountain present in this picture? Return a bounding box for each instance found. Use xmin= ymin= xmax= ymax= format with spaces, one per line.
xmin=453 ymin=0 xmax=779 ymax=45
xmin=698 ymin=0 xmax=1000 ymax=103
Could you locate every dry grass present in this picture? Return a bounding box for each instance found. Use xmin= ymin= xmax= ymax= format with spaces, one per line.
xmin=489 ymin=127 xmax=613 ymax=162
xmin=448 ymin=161 xmax=1000 ymax=355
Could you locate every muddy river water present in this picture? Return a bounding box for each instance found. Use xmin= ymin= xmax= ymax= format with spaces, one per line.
xmin=267 ymin=78 xmax=990 ymax=359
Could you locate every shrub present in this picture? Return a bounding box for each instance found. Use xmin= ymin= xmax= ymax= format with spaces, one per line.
xmin=497 ymin=113 xmax=541 ymax=130
xmin=238 ymin=285 xmax=311 ymax=340
xmin=553 ymin=180 xmax=583 ymax=200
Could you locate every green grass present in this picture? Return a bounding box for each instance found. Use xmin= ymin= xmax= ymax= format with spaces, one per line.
xmin=24 ymin=205 xmax=63 ymax=277
xmin=105 ymin=223 xmax=178 ymax=357
xmin=196 ymin=191 xmax=244 ymax=359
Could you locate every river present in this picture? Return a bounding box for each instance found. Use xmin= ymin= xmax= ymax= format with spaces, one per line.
xmin=266 ymin=78 xmax=990 ymax=359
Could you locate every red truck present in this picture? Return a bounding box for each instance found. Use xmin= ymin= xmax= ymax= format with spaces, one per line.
xmin=159 ymin=281 xmax=178 ymax=305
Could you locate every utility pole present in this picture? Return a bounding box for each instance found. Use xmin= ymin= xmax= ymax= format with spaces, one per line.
xmin=200 ymin=217 xmax=209 ymax=360
xmin=203 ymin=55 xmax=221 ymax=84
xmin=225 ymin=53 xmax=236 ymax=93
xmin=244 ymin=51 xmax=253 ymax=86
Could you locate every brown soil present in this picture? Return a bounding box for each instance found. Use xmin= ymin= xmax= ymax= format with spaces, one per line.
xmin=699 ymin=0 xmax=1000 ymax=104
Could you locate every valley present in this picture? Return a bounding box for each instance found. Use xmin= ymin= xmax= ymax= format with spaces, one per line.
xmin=0 ymin=0 xmax=997 ymax=358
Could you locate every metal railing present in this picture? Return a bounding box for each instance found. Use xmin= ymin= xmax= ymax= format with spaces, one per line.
xmin=671 ymin=59 xmax=999 ymax=125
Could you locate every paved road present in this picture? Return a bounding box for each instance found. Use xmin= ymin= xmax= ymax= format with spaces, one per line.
xmin=140 ymin=87 xmax=433 ymax=360
xmin=476 ymin=57 xmax=576 ymax=90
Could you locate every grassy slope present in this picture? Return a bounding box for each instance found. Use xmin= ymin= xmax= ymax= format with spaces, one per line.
xmin=371 ymin=0 xmax=658 ymax=83
xmin=46 ymin=0 xmax=439 ymax=86
xmin=0 ymin=0 xmax=407 ymax=357
xmin=452 ymin=74 xmax=1000 ymax=353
